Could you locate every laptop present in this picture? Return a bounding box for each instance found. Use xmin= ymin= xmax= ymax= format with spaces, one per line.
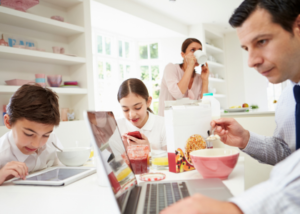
xmin=84 ymin=111 xmax=233 ymax=214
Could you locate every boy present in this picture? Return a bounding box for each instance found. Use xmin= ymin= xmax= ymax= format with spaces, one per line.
xmin=0 ymin=84 xmax=62 ymax=185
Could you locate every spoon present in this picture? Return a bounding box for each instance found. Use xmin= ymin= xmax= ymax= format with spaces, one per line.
xmin=52 ymin=142 xmax=63 ymax=152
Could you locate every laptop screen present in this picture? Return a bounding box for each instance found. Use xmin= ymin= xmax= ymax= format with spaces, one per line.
xmin=86 ymin=111 xmax=137 ymax=199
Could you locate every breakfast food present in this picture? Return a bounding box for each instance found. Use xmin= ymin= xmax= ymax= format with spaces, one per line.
xmin=242 ymin=103 xmax=249 ymax=108
xmin=185 ymin=134 xmax=206 ymax=164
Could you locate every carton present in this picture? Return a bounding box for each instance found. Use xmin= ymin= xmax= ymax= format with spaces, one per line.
xmin=164 ymin=99 xmax=211 ymax=173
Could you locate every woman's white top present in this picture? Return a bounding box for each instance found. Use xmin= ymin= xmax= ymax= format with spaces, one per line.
xmin=0 ymin=131 xmax=63 ymax=173
xmin=117 ymin=112 xmax=167 ymax=150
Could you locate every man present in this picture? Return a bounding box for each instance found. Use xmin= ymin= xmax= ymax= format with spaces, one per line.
xmin=212 ymin=0 xmax=300 ymax=166
xmin=161 ymin=0 xmax=300 ymax=213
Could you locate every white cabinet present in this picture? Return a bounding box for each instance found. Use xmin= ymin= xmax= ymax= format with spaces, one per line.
xmin=0 ymin=0 xmax=94 ymax=125
xmin=203 ymin=27 xmax=227 ymax=109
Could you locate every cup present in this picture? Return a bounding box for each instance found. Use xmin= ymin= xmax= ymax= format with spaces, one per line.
xmin=127 ymin=145 xmax=149 ymax=174
xmin=194 ymin=50 xmax=207 ymax=65
xmin=52 ymin=46 xmax=65 ymax=54
xmin=151 ymin=144 xmax=168 ymax=170
xmin=61 ymin=108 xmax=69 ymax=121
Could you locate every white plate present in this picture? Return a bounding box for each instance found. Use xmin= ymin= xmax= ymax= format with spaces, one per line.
xmin=224 ymin=108 xmax=249 ymax=113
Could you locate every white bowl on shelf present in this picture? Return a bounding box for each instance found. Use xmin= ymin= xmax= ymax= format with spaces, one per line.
xmin=57 ymin=147 xmax=91 ymax=166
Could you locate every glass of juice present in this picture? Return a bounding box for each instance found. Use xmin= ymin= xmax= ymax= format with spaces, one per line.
xmin=151 ymin=144 xmax=168 ymax=170
xmin=127 ymin=145 xmax=150 ymax=174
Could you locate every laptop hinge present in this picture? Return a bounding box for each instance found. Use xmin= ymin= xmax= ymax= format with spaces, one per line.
xmin=124 ymin=186 xmax=141 ymax=214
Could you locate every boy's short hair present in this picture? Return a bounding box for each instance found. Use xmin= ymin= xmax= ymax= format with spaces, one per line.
xmin=6 ymin=84 xmax=60 ymax=126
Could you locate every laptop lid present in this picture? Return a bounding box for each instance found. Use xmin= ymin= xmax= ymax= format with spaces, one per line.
xmin=85 ymin=111 xmax=137 ymax=212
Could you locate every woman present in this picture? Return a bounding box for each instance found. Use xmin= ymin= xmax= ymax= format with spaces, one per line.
xmin=117 ymin=78 xmax=166 ymax=151
xmin=158 ymin=38 xmax=210 ymax=116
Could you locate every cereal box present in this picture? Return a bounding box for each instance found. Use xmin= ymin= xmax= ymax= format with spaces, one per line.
xmin=164 ymin=99 xmax=211 ymax=173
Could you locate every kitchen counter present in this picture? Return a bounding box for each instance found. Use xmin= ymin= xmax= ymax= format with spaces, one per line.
xmin=221 ymin=110 xmax=275 ymax=117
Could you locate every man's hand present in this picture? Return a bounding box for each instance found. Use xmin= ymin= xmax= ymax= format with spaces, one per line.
xmin=0 ymin=161 xmax=28 ymax=185
xmin=160 ymin=194 xmax=243 ymax=214
xmin=211 ymin=118 xmax=250 ymax=149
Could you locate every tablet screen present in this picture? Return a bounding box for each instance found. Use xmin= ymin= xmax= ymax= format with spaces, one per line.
xmin=26 ymin=168 xmax=89 ymax=181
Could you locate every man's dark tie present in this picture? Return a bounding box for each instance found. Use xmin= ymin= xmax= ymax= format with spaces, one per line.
xmin=293 ymin=85 xmax=300 ymax=150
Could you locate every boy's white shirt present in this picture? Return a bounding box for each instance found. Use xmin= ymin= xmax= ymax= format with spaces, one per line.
xmin=117 ymin=112 xmax=167 ymax=150
xmin=0 ymin=130 xmax=63 ymax=173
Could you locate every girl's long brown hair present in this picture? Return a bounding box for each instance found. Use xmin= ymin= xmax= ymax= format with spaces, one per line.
xmin=180 ymin=38 xmax=202 ymax=77
xmin=117 ymin=78 xmax=153 ymax=113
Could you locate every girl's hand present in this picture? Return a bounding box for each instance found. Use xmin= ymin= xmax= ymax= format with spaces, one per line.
xmin=0 ymin=161 xmax=28 ymax=185
xmin=124 ymin=133 xmax=150 ymax=148
xmin=200 ymin=63 xmax=210 ymax=81
xmin=184 ymin=52 xmax=197 ymax=68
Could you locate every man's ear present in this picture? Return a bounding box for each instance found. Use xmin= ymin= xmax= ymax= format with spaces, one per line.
xmin=293 ymin=14 xmax=300 ymax=37
xmin=4 ymin=114 xmax=12 ymax=129
xmin=147 ymin=96 xmax=153 ymax=107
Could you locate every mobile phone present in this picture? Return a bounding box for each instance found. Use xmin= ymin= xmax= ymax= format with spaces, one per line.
xmin=127 ymin=131 xmax=142 ymax=140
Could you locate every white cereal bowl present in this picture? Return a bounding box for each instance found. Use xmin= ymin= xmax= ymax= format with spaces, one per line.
xmin=57 ymin=147 xmax=91 ymax=167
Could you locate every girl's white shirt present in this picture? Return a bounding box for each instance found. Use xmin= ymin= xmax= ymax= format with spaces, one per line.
xmin=0 ymin=131 xmax=63 ymax=173
xmin=117 ymin=112 xmax=167 ymax=150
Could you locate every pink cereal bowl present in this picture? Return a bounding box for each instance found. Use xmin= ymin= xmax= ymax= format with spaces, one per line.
xmin=190 ymin=148 xmax=239 ymax=180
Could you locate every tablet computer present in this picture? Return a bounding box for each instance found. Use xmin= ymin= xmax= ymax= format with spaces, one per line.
xmin=13 ymin=167 xmax=96 ymax=186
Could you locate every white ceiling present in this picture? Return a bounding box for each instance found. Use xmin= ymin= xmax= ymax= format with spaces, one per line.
xmin=91 ymin=1 xmax=186 ymax=38
xmin=128 ymin=0 xmax=243 ymax=30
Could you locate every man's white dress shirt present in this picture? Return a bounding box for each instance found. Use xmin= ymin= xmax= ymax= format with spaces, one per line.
xmin=243 ymin=81 xmax=296 ymax=165
xmin=230 ymin=147 xmax=300 ymax=213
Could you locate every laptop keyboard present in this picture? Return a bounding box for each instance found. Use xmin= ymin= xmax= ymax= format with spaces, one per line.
xmin=143 ymin=182 xmax=190 ymax=214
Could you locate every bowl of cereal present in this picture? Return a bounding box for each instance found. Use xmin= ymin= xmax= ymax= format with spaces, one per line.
xmin=190 ymin=148 xmax=239 ymax=180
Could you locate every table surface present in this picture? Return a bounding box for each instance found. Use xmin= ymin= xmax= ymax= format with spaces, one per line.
xmin=0 ymin=160 xmax=244 ymax=214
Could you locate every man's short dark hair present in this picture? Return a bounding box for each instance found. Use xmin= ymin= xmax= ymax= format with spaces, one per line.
xmin=7 ymin=84 xmax=60 ymax=126
xmin=229 ymin=0 xmax=300 ymax=33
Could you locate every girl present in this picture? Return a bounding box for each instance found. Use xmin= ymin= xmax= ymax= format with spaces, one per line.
xmin=158 ymin=38 xmax=210 ymax=116
xmin=117 ymin=78 xmax=166 ymax=151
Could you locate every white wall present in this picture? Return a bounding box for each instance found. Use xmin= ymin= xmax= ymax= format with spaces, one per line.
xmin=224 ymin=31 xmax=245 ymax=107
xmin=93 ymin=0 xmax=189 ymax=37
xmin=160 ymin=37 xmax=186 ymax=69
xmin=224 ymin=31 xmax=268 ymax=109
xmin=242 ymin=51 xmax=268 ymax=110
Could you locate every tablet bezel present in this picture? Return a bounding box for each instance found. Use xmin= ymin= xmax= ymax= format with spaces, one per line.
xmin=12 ymin=166 xmax=96 ymax=186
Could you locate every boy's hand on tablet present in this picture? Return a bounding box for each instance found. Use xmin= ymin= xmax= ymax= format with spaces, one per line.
xmin=0 ymin=161 xmax=28 ymax=184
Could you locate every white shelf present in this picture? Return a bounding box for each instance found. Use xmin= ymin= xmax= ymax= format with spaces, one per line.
xmin=209 ymin=77 xmax=225 ymax=83
xmin=41 ymin=0 xmax=83 ymax=9
xmin=207 ymin=61 xmax=224 ymax=69
xmin=214 ymin=94 xmax=226 ymax=98
xmin=0 ymin=46 xmax=86 ymax=65
xmin=0 ymin=85 xmax=87 ymax=95
xmin=0 ymin=6 xmax=84 ymax=37
xmin=205 ymin=44 xmax=224 ymax=54
xmin=205 ymin=29 xmax=223 ymax=40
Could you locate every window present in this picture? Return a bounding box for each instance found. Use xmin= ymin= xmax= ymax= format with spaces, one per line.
xmin=93 ymin=31 xmax=161 ymax=117
xmin=93 ymin=31 xmax=135 ymax=118
xmin=138 ymin=42 xmax=161 ymax=114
